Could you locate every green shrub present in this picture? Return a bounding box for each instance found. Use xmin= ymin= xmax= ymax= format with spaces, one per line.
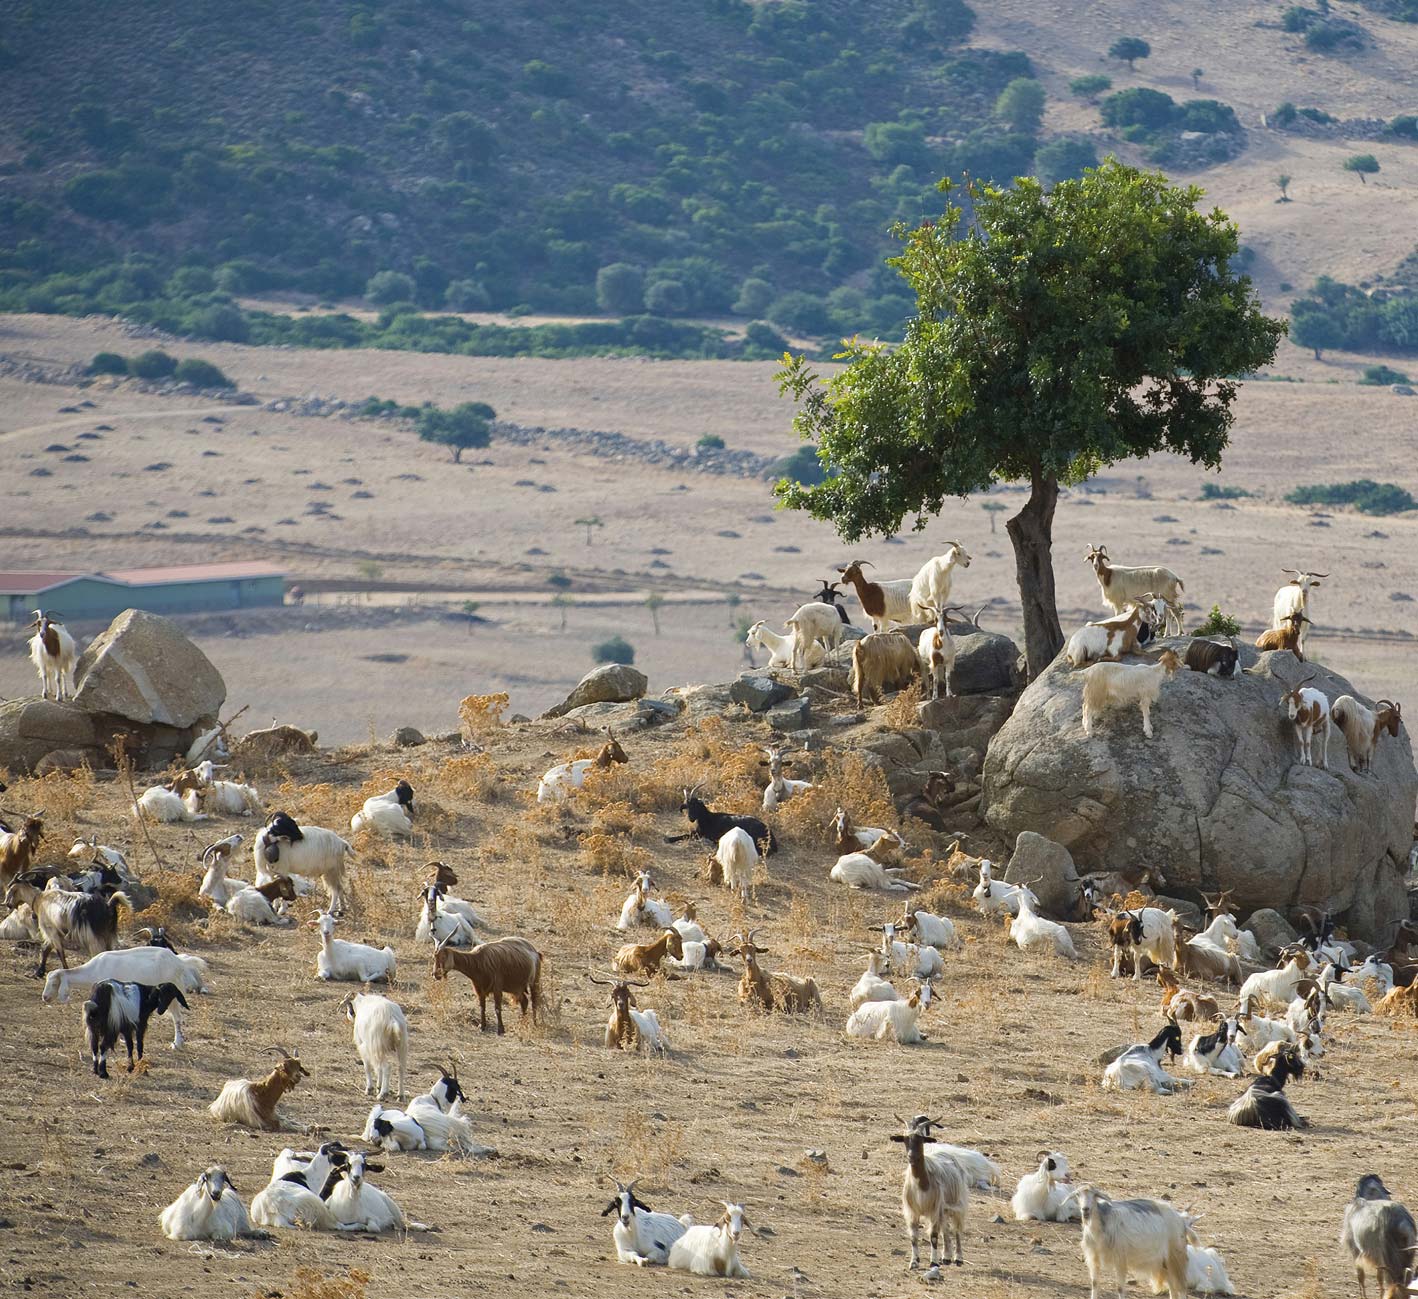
xmin=769 ymin=443 xmax=829 ymax=486
xmin=742 ymin=320 xmax=791 ymax=357
xmin=416 ymin=401 xmax=495 ymax=462
xmin=444 ymin=279 xmax=491 ymax=311
xmin=591 ymin=635 xmax=635 ymax=665
xmin=1272 ymin=101 xmax=1298 ymax=126
xmin=1069 ymin=74 xmax=1112 ymax=100
xmin=88 ymin=351 xmax=128 ymax=375
xmin=1198 ymin=482 xmax=1252 ymax=499
xmin=1191 ymin=605 xmax=1242 ymax=637
xmin=1360 ymin=364 xmax=1411 ymax=385
xmin=128 ymin=349 xmax=177 ymax=379
xmin=1286 ymin=479 xmax=1417 ymax=514
xmin=186 ymin=302 xmax=249 ymax=342
xmin=644 ymin=279 xmax=688 ymax=316
xmin=1100 ymin=88 xmax=1177 ymax=131
xmin=769 ymin=291 xmax=835 ymax=336
xmin=697 ymin=433 xmax=726 ymax=450
xmin=1108 ymin=35 xmax=1151 ymax=68
xmin=733 ymin=277 xmax=774 ymax=316
xmin=1298 ymin=106 xmax=1336 ymax=124
xmin=994 ymin=77 xmax=1045 ymax=133
xmin=596 ymin=263 xmax=644 ymax=314
xmin=1344 ymin=153 xmax=1381 ymax=182
xmin=1390 ymin=114 xmax=1418 ymax=139
xmin=173 ymin=357 xmax=233 ymax=388
xmin=1034 ymin=137 xmax=1098 ymax=184
xmin=366 ymin=271 xmax=417 ymax=305
xmin=864 ymin=119 xmax=931 ymax=167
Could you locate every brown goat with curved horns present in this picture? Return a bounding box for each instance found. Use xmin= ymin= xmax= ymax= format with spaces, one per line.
xmin=208 ymin=1046 xmax=312 ymax=1131
xmin=433 ymin=933 xmax=544 ymax=1034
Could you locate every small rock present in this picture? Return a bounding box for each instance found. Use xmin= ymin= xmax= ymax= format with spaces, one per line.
xmin=1246 ymin=907 xmax=1298 ymax=958
xmin=766 ymin=697 xmax=811 ymax=732
xmin=729 ymin=672 xmax=794 ymax=714
xmin=775 ymin=1165 xmax=800 ymax=1178
xmin=140 ymin=1153 xmax=161 ymax=1167
xmin=530 ymin=1222 xmax=553 ymax=1233
xmin=392 ymin=726 xmax=426 ymax=747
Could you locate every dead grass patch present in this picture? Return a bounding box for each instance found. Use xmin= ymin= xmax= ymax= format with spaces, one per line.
xmin=434 ymin=753 xmax=499 ymax=802
xmin=611 ymin=1110 xmax=687 ymax=1187
xmin=579 ymin=831 xmax=654 ymax=877
xmin=271 ymin=1268 xmax=370 ymax=1299
xmin=458 ymin=692 xmax=509 ymax=741
xmin=882 ymin=678 xmax=923 ymax=728
xmin=772 ymin=749 xmax=897 ymax=851
xmin=12 ymin=764 xmax=97 ymax=824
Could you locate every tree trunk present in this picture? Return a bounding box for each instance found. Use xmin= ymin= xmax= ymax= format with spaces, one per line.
xmin=1006 ymin=467 xmax=1063 ymax=679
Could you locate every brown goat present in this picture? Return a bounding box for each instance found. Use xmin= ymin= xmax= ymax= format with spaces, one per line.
xmin=850 ymin=630 xmax=920 ymax=706
xmin=837 ymin=558 xmax=912 ymax=632
xmin=589 ymin=973 xmax=661 ymax=1052
xmin=730 ymin=929 xmax=822 ymax=1013
xmin=0 ymin=816 xmax=44 ymax=889
xmin=433 ymin=936 xmax=543 ymax=1034
xmin=899 ymin=771 xmax=957 ymax=831
xmin=613 ymin=928 xmax=683 ymax=976
xmin=1255 ymin=610 xmax=1309 ymax=659
xmin=1155 ymin=967 xmax=1221 ymax=1022
xmin=208 ymin=1046 xmax=311 ymax=1131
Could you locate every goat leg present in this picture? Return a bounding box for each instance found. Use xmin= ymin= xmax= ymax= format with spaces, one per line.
xmin=123 ymin=1026 xmax=136 ymax=1072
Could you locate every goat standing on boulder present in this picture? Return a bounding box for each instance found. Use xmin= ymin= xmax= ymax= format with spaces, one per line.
xmin=1085 ymin=546 xmax=1185 ymax=636
xmin=27 ymin=609 xmax=77 ymax=701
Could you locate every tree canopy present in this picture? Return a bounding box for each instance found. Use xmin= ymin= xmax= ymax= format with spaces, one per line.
xmin=776 ymin=160 xmax=1284 ymax=674
xmin=416 ymin=402 xmax=495 ymax=462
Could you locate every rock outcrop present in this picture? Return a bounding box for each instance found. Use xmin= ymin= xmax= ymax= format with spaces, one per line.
xmin=982 ymin=641 xmax=1417 ymax=940
xmin=541 ymin=663 xmax=647 ymax=718
xmin=74 ymin=610 xmax=225 ymax=729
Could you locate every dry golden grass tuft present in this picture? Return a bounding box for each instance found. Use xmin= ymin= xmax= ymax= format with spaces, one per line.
xmin=612 ymin=1111 xmax=687 ymax=1187
xmin=433 ymin=752 xmax=498 ymax=802
xmin=589 ymin=798 xmax=655 ymax=840
xmin=139 ymin=866 xmax=208 ymax=929
xmin=882 ymin=677 xmax=923 ymax=728
xmin=772 ymin=748 xmax=897 ymax=851
xmin=9 ymin=763 xmax=97 ymax=825
xmin=270 ymin=778 xmax=346 ymax=830
xmin=579 ymin=832 xmax=654 ymax=878
xmin=458 ymin=692 xmax=509 ymax=741
xmin=270 ymin=1268 xmax=370 ymax=1299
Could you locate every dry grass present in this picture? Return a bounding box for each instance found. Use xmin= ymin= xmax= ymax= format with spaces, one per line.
xmin=882 ymin=677 xmax=923 ymax=728
xmin=433 ymin=752 xmax=499 ymax=802
xmin=457 ymin=692 xmax=509 ymax=741
xmin=578 ymin=831 xmax=654 ymax=877
xmin=773 ymin=749 xmax=897 ymax=851
xmin=268 ymin=1268 xmax=370 ymax=1299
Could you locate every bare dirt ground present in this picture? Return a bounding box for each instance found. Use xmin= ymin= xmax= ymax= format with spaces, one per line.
xmin=2 ymin=704 xmax=1417 ymax=1299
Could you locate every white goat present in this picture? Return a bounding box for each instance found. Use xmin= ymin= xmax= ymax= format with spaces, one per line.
xmin=892 ymin=1120 xmax=970 ymax=1270
xmin=916 ymin=604 xmax=961 ymax=700
xmin=1065 ymin=601 xmax=1158 ymax=669
xmin=133 ymin=785 xmax=208 ymax=824
xmin=1273 ymin=569 xmax=1326 ymax=656
xmin=185 ymin=724 xmax=228 ymax=766
xmin=405 ymin=1072 xmax=488 ymax=1154
xmin=1331 ymin=694 xmax=1402 ymax=774
xmin=1111 ymin=907 xmax=1178 ymax=981
xmin=254 ymin=814 xmax=352 ymax=913
xmin=603 ymin=1180 xmax=690 ymax=1267
xmin=313 ymin=911 xmax=395 ymax=982
xmin=363 ymin=1103 xmax=428 ymax=1152
xmin=715 ymin=826 xmax=758 ymax=901
xmin=1235 ymin=999 xmax=1298 ymax=1051
xmin=845 ymin=981 xmax=933 ymax=1044
xmin=343 ymin=991 xmax=408 ymax=1101
xmin=328 ymin=1152 xmax=424 ymax=1232
xmin=43 ymin=946 xmax=210 ymax=1017
xmin=1077 ymin=1186 xmax=1191 ymax=1299
xmin=1281 ymin=680 xmax=1331 ymax=769
xmin=1238 ymin=953 xmax=1311 ymax=1013
xmin=1184 ymin=1232 xmax=1238 ymax=1295
xmin=745 ymin=619 xmax=823 ymax=671
xmin=668 ymin=1202 xmax=751 ymax=1278
xmin=1081 ymin=650 xmax=1181 ymax=739
xmin=1182 ymin=1019 xmax=1244 ymax=1077
xmin=1011 ymin=1152 xmax=1080 ymax=1223
xmin=1352 ymin=952 xmax=1394 ymax=997
xmin=1008 ymin=891 xmax=1077 ymax=958
xmin=351 ymin=780 xmax=415 ymax=837
xmin=784 ymin=601 xmax=846 ymax=672
xmin=616 ymin=871 xmax=672 ymax=931
xmin=831 ymin=848 xmax=918 ymax=892
xmin=159 ymin=1166 xmax=256 ymax=1241
xmin=1085 ymin=546 xmax=1185 ymax=636
xmin=671 ymin=902 xmax=706 ymax=944
xmin=922 ymin=1136 xmax=1000 ymax=1193
xmin=534 ymin=732 xmax=628 ymax=803
xmin=225 ymin=877 xmax=295 ymax=926
xmin=414 ymin=885 xmax=475 ymax=947
xmin=27 ymin=610 xmax=77 ymax=701
xmin=761 ymin=746 xmax=813 ymax=811
xmin=849 ymin=951 xmax=899 ymax=1010
xmin=198 ymin=833 xmax=248 ymax=905
xmin=903 ymin=907 xmax=960 ymax=951
xmin=250 ymin=1145 xmax=342 ymax=1231
xmin=1194 ymin=910 xmax=1262 ymax=964
xmin=908 ymin=542 xmax=972 ymax=623
xmin=972 ymin=860 xmax=1035 ymax=917
xmin=880 ymin=921 xmax=944 ymax=979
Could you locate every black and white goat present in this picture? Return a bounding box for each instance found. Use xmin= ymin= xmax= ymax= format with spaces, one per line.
xmin=83 ymin=979 xmax=189 ymax=1078
xmin=1182 ymin=1018 xmax=1244 ymax=1077
xmin=1227 ymin=1043 xmax=1307 ymax=1129
xmin=2 ymin=873 xmax=130 ymax=976
xmin=1101 ymin=1023 xmax=1191 ymax=1093
xmin=603 ymin=1179 xmax=690 ymax=1267
xmin=674 ymin=785 xmax=777 ymax=856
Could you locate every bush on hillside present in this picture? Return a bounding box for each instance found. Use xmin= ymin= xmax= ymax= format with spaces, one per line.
xmin=994 ymin=77 xmax=1045 ymax=133
xmin=1108 ymin=35 xmax=1151 ymax=67
xmin=1198 ymin=482 xmax=1253 ymax=500
xmin=173 ymin=357 xmax=234 ymax=388
xmin=444 ymin=279 xmax=492 ymax=311
xmin=591 ymin=635 xmax=635 ymax=665
xmin=1286 ymin=479 xmax=1417 ymax=514
xmin=366 ymin=271 xmax=417 ymax=305
xmin=128 ymin=349 xmax=177 ymax=379
xmin=1069 ymin=74 xmax=1112 ymax=100
xmin=1360 ymin=364 xmax=1411 ymax=385
xmin=769 ymin=291 xmax=836 ymax=337
xmin=596 ymin=263 xmax=644 ymax=315
xmin=1034 ymin=137 xmax=1098 ymax=185
xmin=416 ymin=401 xmax=495 ymax=463
xmin=644 ymin=279 xmax=688 ymax=316
xmin=88 ymin=351 xmax=128 ymax=375
xmin=769 ymin=443 xmax=829 ymax=487
xmin=1191 ymin=605 xmax=1242 ymax=637
xmin=733 ymin=277 xmax=775 ymax=317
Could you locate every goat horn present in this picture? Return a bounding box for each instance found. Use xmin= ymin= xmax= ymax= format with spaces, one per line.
xmin=264 ymin=1045 xmax=293 ymax=1059
xmin=1311 ymin=572 xmax=1329 ymax=578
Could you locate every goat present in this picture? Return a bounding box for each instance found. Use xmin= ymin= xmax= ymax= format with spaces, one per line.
xmin=82 ymin=979 xmax=188 ymax=1078
xmin=328 ymin=1151 xmax=423 ymax=1232
xmin=1108 ymin=907 xmax=1177 ymax=981
xmin=671 ymin=900 xmax=706 ymax=943
xmin=917 ymin=604 xmax=968 ymax=698
xmin=351 ymin=779 xmax=415 ymax=836
xmin=1318 ymin=961 xmax=1372 ymax=1013
xmin=837 ymin=558 xmax=914 ymax=632
xmin=414 ymin=882 xmax=475 ymax=947
xmin=432 ymin=933 xmax=543 ymax=1034
xmin=42 ymin=945 xmax=209 ymax=1015
xmin=405 ymin=1067 xmax=489 ymax=1154
xmin=784 ymin=600 xmax=846 ymax=672
xmin=0 ymin=815 xmax=44 ymax=888
xmin=27 ymin=609 xmax=77 ymax=700
xmin=312 ymin=911 xmax=395 ymax=982
xmin=1331 ymin=695 xmax=1402 ymax=774
xmin=1383 ymin=919 xmax=1418 ymax=989
xmin=3 ymin=874 xmax=129 ymax=976
xmin=1228 ymin=1042 xmax=1306 ymax=1128
xmin=159 ymin=1167 xmax=258 ymax=1242
xmin=1011 ymin=1152 xmax=1080 ymax=1223
xmin=1102 ymin=1023 xmax=1190 ymax=1093
xmin=612 ymin=927 xmax=684 ymax=977
xmin=616 ymin=870 xmax=672 ymax=931
xmin=1353 ymin=952 xmax=1395 ymax=997
xmin=188 ymin=773 xmax=261 ymax=817
xmin=186 ymin=724 xmax=229 ymax=766
xmin=421 ymin=861 xmax=479 ymax=928
xmin=677 ymin=785 xmax=776 ymax=856
xmin=761 ymin=746 xmax=813 ymax=811
xmin=341 ymin=991 xmax=408 ymax=1101
xmin=880 ymin=921 xmax=944 ymax=979
xmin=850 ymin=629 xmax=920 ymax=705
xmin=250 ymin=1142 xmax=346 ymax=1231
xmin=831 ymin=831 xmax=918 ymax=892
xmin=901 ymin=904 xmax=960 ymax=951
xmin=1184 ymin=1228 xmax=1237 ymax=1295
xmin=226 ymin=874 xmax=296 ymax=925
xmin=972 ymin=859 xmax=1035 ymax=917
xmin=731 ymin=928 xmax=822 ymax=1013
xmin=811 ymin=577 xmax=852 ymax=625
xmin=900 ymin=770 xmax=956 ymax=831
xmin=1255 ymin=609 xmax=1309 ymax=659
xmin=591 ymin=973 xmax=668 ymax=1054
xmin=1008 ymin=890 xmax=1077 ymax=958
xmin=1342 ymin=1174 xmax=1417 ymax=1299
xmin=667 ymin=936 xmax=723 ymax=972
xmin=1076 ymin=1185 xmax=1190 ymax=1299
xmin=1281 ymin=677 xmax=1331 ymax=768
xmin=1235 ymin=996 xmax=1298 ymax=1052
xmin=133 ymin=782 xmax=209 ymax=824
xmin=668 ymin=1202 xmax=751 ymax=1279
xmin=254 ymin=812 xmax=352 ymax=913
xmin=830 ymin=806 xmax=901 ymax=858
xmin=908 ymin=542 xmax=973 ymax=623
xmin=1184 ymin=637 xmax=1240 ymax=678
xmin=1273 ymin=569 xmax=1326 ymax=657
xmin=536 ymin=730 xmax=628 ymax=802
xmin=745 ymin=619 xmax=823 ymax=671
xmin=1238 ymin=950 xmax=1311 ymax=1012
xmin=1155 ymin=967 xmax=1220 ymax=1022
xmin=1182 ymin=1018 xmax=1244 ymax=1077
xmin=68 ymin=835 xmax=130 ymax=873
xmin=1081 ymin=650 xmax=1181 ymax=739
xmin=845 ymin=980 xmax=933 ymax=1044
xmin=712 ymin=825 xmax=759 ymax=900
xmin=209 ymin=1046 xmax=310 ymax=1131
xmin=603 ymin=1178 xmax=689 ymax=1267
xmin=890 ymin=1117 xmax=969 ymax=1270
xmin=363 ymin=1103 xmax=428 ymax=1153
xmin=198 ymin=833 xmax=248 ymax=905
xmin=1065 ymin=601 xmax=1158 ymax=669
xmin=1085 ymin=546 xmax=1185 ymax=636
xmin=849 ymin=951 xmax=899 ymax=1010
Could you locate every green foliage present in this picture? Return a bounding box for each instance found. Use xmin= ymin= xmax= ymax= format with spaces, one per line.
xmin=1069 ymin=74 xmax=1112 ymax=100
xmin=864 ymin=119 xmax=932 ymax=167
xmin=1272 ymin=102 xmax=1299 ymax=126
xmin=1344 ymin=153 xmax=1381 ymax=181
xmin=994 ymin=78 xmax=1046 ymax=134
xmin=128 ymin=349 xmax=177 ymax=379
xmin=591 ymin=635 xmax=635 ymax=665
xmin=1283 ymin=6 xmax=1367 ymax=48
xmin=742 ymin=320 xmax=791 ymax=358
xmin=88 ymin=351 xmax=128 ymax=375
xmin=596 ymin=263 xmax=644 ymax=315
xmin=1198 ymin=482 xmax=1253 ymax=499
xmin=1286 ymin=479 xmax=1417 ymax=514
xmin=644 ymin=279 xmax=688 ymax=316
xmin=366 ymin=271 xmax=417 ymax=305
xmin=697 ymin=433 xmax=726 ymax=450
xmin=1100 ymin=88 xmax=1177 ymax=130
xmin=1360 ymin=363 xmax=1411 ymax=385
xmin=733 ymin=277 xmax=775 ymax=317
xmin=1034 ymin=138 xmax=1099 ymax=185
xmin=173 ymin=357 xmax=234 ymax=388
xmin=1390 ymin=114 xmax=1418 ymax=139
xmin=444 ymin=279 xmax=491 ymax=311
xmin=1108 ymin=36 xmax=1151 ymax=67
xmin=769 ymin=443 xmax=830 ymax=487
xmin=1191 ymin=605 xmax=1242 ymax=637
xmin=358 ymin=396 xmax=422 ymax=419
xmin=769 ymin=291 xmax=837 ymax=337
xmin=416 ymin=401 xmax=495 ymax=462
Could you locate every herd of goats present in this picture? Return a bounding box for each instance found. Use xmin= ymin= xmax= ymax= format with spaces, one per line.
xmin=2 ymin=537 xmax=1416 ymax=1297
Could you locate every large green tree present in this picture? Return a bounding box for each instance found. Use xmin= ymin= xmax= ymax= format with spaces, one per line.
xmin=776 ymin=162 xmax=1284 ymax=677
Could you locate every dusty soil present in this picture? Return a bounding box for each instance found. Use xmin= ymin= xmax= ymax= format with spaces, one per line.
xmin=1 ymin=703 xmax=1417 ymax=1299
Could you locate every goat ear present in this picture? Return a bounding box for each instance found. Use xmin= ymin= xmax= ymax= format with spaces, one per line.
xmin=889 ymin=1134 xmax=907 ymax=1144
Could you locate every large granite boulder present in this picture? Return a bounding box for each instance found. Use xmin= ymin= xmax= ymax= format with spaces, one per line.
xmin=891 ymin=621 xmax=1022 ymax=696
xmin=74 ymin=610 xmax=225 ymax=728
xmin=981 ymin=640 xmax=1417 ymax=941
xmin=541 ymin=663 xmax=647 ymax=719
xmin=1004 ymin=830 xmax=1081 ymax=919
